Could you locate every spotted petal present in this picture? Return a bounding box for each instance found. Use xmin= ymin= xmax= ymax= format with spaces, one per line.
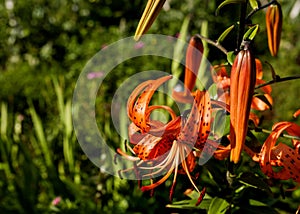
xmin=127 ymin=75 xmax=172 ymax=133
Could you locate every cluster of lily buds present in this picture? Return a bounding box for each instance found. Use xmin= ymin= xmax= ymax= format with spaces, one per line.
xmin=266 ymin=2 xmax=283 ymax=56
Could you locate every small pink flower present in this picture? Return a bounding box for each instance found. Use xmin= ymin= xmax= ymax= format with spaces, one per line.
xmin=87 ymin=71 xmax=104 ymax=79
xmin=51 ymin=196 xmax=61 ymax=206
xmin=134 ymin=41 xmax=144 ymax=49
xmin=101 ymin=44 xmax=108 ymax=50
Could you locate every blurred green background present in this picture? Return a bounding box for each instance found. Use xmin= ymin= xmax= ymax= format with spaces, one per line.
xmin=0 ymin=0 xmax=299 ymax=213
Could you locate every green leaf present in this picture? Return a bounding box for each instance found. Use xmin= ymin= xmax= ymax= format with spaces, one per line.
xmin=216 ymin=0 xmax=246 ymax=15
xmin=166 ymin=198 xmax=211 ymax=210
xmin=185 ymin=189 xmax=204 ymax=200
xmin=227 ymin=51 xmax=235 ymax=65
xmin=249 ymin=199 xmax=268 ymax=206
xmin=217 ymin=25 xmax=235 ymax=44
xmin=171 ymin=15 xmax=190 ymax=78
xmin=238 ymin=172 xmax=273 ymax=195
xmin=208 ymin=83 xmax=218 ymax=99
xmin=243 ymin=24 xmax=259 ymax=41
xmin=210 ymin=107 xmax=229 ymax=139
xmin=169 ymin=15 xmax=190 ymax=107
xmin=208 ymin=197 xmax=229 ymax=214
xmin=249 ymin=0 xmax=259 ymax=10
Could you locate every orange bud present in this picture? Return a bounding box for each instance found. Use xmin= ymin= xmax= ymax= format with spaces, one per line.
xmin=230 ymin=43 xmax=256 ymax=163
xmin=266 ymin=3 xmax=282 ymax=57
xmin=172 ymin=36 xmax=203 ymax=103
xmin=134 ymin=0 xmax=166 ymax=40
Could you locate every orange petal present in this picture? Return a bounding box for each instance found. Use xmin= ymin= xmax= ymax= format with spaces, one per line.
xmin=256 ymin=79 xmax=272 ymax=94
xmin=177 ymin=90 xmax=203 ymax=146
xmin=273 ymin=121 xmax=300 ymax=154
xmin=178 ymin=152 xmax=196 ymax=174
xmin=249 ymin=112 xmax=260 ymax=127
xmin=214 ymin=144 xmax=231 ymax=160
xmin=140 ymin=165 xmax=174 ymax=191
xmin=271 ymin=143 xmax=300 ymax=182
xmin=184 ymin=36 xmax=203 ymax=93
xmin=177 ymin=90 xmax=211 ymax=148
xmin=128 ymin=122 xmax=148 ymax=144
xmin=251 ymin=95 xmax=272 ymax=111
xmin=195 ymin=91 xmax=212 ymax=148
xmin=293 ymin=109 xmax=300 ymax=118
xmin=255 ymin=59 xmax=263 ymax=80
xmin=127 ymin=75 xmax=172 ymax=133
xmin=133 ymin=134 xmax=173 ymax=160
xmin=259 ymin=121 xmax=300 ymax=182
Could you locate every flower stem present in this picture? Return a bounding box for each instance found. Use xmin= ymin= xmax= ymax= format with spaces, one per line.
xmin=254 ymin=127 xmax=300 ymax=141
xmin=195 ymin=34 xmax=228 ymax=55
xmin=255 ymin=74 xmax=300 ymax=89
xmin=237 ymin=0 xmax=247 ymax=51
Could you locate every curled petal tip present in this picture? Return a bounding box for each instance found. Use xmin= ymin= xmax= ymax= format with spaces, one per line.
xmin=293 ymin=109 xmax=300 ymax=118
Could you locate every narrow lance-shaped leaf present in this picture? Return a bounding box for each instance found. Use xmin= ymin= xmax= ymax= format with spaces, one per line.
xmin=249 ymin=0 xmax=258 ymax=10
xmin=217 ymin=25 xmax=235 ymax=44
xmin=216 ymin=0 xmax=246 ymax=15
xmin=243 ymin=24 xmax=259 ymax=41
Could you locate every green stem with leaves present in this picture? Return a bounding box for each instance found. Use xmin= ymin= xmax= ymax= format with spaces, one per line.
xmin=246 ymin=0 xmax=279 ymax=21
xmin=196 ymin=34 xmax=228 ymax=55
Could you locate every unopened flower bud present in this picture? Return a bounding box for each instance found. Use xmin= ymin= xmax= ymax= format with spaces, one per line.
xmin=266 ymin=3 xmax=282 ymax=57
xmin=230 ymin=42 xmax=256 ymax=163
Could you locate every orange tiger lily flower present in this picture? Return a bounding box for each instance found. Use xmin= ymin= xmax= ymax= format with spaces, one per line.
xmin=229 ymin=43 xmax=256 ymax=164
xmin=118 ymin=75 xmax=211 ymax=204
xmin=266 ymin=2 xmax=282 ymax=57
xmin=172 ymin=36 xmax=204 ymax=103
xmin=259 ymin=118 xmax=300 ymax=182
xmin=134 ymin=0 xmax=166 ymax=40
